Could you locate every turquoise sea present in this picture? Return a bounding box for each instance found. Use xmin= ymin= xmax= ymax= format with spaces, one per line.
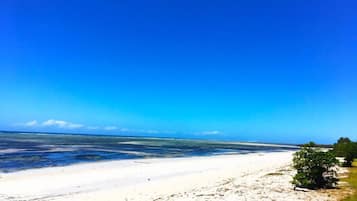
xmin=0 ymin=131 xmax=298 ymax=172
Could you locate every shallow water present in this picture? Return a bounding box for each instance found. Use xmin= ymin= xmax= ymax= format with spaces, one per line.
xmin=0 ymin=131 xmax=298 ymax=172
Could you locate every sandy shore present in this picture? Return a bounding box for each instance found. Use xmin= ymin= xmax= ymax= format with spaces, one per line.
xmin=0 ymin=151 xmax=339 ymax=201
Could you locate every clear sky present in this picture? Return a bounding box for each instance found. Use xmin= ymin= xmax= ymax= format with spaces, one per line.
xmin=1 ymin=0 xmax=356 ymax=144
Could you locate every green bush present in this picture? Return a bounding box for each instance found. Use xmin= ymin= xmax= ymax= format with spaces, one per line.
xmin=293 ymin=144 xmax=339 ymax=189
xmin=333 ymin=137 xmax=357 ymax=167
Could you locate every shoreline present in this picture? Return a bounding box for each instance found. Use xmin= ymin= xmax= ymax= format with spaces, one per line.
xmin=0 ymin=150 xmax=342 ymax=201
xmin=0 ymin=150 xmax=291 ymax=174
xmin=0 ymin=131 xmax=298 ymax=173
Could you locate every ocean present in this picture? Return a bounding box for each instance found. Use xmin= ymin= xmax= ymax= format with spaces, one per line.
xmin=0 ymin=131 xmax=298 ymax=172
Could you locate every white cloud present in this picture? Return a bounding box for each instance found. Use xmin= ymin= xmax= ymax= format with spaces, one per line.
xmin=24 ymin=120 xmax=38 ymax=126
xmin=15 ymin=120 xmax=175 ymax=134
xmin=197 ymin=130 xmax=222 ymax=135
xmin=104 ymin=126 xmax=117 ymax=130
xmin=139 ymin=129 xmax=160 ymax=134
xmin=42 ymin=119 xmax=84 ymax=129
xmin=102 ymin=127 xmax=163 ymax=134
xmin=87 ymin=126 xmax=99 ymax=130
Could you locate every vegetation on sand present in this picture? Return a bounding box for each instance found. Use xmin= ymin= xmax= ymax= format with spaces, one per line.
xmin=292 ymin=142 xmax=339 ymax=189
xmin=333 ymin=137 xmax=357 ymax=167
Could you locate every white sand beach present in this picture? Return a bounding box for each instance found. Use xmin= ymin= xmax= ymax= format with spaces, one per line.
xmin=0 ymin=151 xmax=339 ymax=201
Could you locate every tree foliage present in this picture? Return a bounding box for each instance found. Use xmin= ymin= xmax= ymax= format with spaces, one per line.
xmin=333 ymin=137 xmax=357 ymax=167
xmin=293 ymin=144 xmax=339 ymax=189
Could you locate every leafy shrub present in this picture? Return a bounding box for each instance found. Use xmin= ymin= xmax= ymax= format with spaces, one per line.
xmin=293 ymin=144 xmax=339 ymax=189
xmin=333 ymin=137 xmax=357 ymax=167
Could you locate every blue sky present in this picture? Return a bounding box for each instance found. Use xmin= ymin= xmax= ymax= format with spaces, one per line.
xmin=1 ymin=0 xmax=356 ymax=144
